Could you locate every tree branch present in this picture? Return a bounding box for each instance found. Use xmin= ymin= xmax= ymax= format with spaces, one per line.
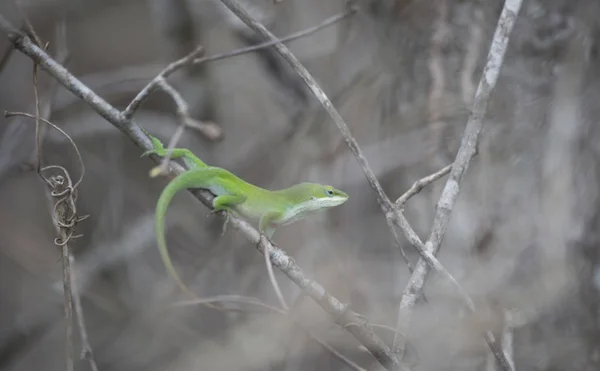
xmin=0 ymin=12 xmax=403 ymax=371
xmin=391 ymin=1 xmax=523 ymax=370
xmin=394 ymin=165 xmax=452 ymax=207
xmin=217 ymin=0 xmax=394 ymax=215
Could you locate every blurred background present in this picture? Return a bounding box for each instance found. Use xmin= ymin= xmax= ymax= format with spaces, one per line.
xmin=0 ymin=0 xmax=599 ymax=370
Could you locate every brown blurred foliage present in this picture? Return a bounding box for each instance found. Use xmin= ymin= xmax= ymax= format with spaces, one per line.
xmin=1 ymin=0 xmax=599 ymax=370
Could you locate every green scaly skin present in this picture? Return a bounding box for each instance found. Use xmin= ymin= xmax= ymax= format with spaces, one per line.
xmin=142 ymin=135 xmax=349 ymax=298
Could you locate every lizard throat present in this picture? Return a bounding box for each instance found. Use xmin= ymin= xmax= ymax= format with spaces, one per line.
xmin=279 ymin=196 xmax=346 ymax=226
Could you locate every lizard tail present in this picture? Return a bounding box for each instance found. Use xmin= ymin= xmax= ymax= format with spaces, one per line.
xmin=155 ymin=170 xmax=205 ymax=300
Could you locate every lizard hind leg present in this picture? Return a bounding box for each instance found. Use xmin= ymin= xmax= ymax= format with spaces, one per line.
xmin=142 ymin=135 xmax=207 ymax=169
xmin=210 ymin=193 xmax=246 ymax=236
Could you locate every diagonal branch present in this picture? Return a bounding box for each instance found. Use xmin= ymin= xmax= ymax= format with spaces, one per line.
xmin=391 ymin=1 xmax=523 ymax=370
xmin=122 ymin=7 xmax=356 ymax=121
xmin=0 ymin=14 xmax=404 ymax=371
xmin=214 ymin=2 xmax=517 ymax=370
xmin=217 ymin=0 xmax=394 ymax=216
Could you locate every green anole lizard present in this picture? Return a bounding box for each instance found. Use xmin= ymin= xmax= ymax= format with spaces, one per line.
xmin=142 ymin=135 xmax=348 ymax=298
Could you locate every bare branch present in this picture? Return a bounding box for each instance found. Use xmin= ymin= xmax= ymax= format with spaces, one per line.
xmin=228 ymin=215 xmax=408 ymax=371
xmin=70 ymin=255 xmax=99 ymax=371
xmin=61 ymin=232 xmax=74 ymax=371
xmin=215 ymin=2 xmax=409 ymax=368
xmin=191 ymin=7 xmax=356 ymax=65
xmin=0 ymin=13 xmax=400 ymax=371
xmin=122 ymin=46 xmax=204 ymax=120
xmin=122 ymin=7 xmax=355 ymax=121
xmin=392 ymin=1 xmax=523 ymax=370
xmin=218 ymin=0 xmax=393 ymax=216
xmin=5 ymin=112 xmax=85 ymax=189
xmin=156 ymin=78 xmax=221 ymax=141
xmin=150 ymin=77 xmax=222 ymax=176
xmin=394 ymin=165 xmax=452 ymax=207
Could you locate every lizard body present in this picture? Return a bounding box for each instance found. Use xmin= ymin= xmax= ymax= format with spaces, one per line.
xmin=142 ymin=135 xmax=348 ymax=297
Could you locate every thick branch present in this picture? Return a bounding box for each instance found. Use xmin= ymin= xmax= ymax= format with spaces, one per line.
xmin=0 ymin=13 xmax=403 ymax=371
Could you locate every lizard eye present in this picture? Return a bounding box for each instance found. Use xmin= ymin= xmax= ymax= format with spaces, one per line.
xmin=326 ymin=189 xmax=334 ymax=197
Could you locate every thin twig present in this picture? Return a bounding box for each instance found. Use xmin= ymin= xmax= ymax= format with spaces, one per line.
xmin=121 ymin=6 xmax=355 ymax=121
xmin=4 ymin=115 xmax=88 ymax=275
xmin=394 ymin=165 xmax=452 ymax=207
xmin=392 ymin=1 xmax=523 ymax=370
xmin=150 ymin=77 xmax=222 ymax=176
xmin=20 ymin=18 xmax=79 ymax=371
xmin=69 ymin=255 xmax=99 ymax=371
xmin=59 ymin=217 xmax=74 ymax=371
xmin=191 ymin=7 xmax=356 ymax=66
xmin=121 ymin=45 xmax=204 ymax=120
xmin=0 ymin=15 xmax=400 ymax=370
xmin=5 ymin=112 xmax=85 ymax=189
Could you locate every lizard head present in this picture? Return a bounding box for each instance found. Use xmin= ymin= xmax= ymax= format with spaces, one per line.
xmin=278 ymin=183 xmax=348 ymax=224
xmin=312 ymin=184 xmax=349 ymax=207
xmin=294 ymin=183 xmax=348 ymax=208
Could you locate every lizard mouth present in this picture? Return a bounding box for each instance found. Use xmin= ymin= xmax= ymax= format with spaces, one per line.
xmin=311 ymin=195 xmax=348 ymax=209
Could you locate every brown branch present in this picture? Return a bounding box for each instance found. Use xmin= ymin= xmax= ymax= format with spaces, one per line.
xmin=0 ymin=13 xmax=400 ymax=371
xmin=215 ymin=2 xmax=410 ymax=369
xmin=391 ymin=1 xmax=523 ymax=370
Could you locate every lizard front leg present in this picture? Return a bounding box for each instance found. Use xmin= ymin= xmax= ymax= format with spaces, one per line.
xmin=259 ymin=211 xmax=283 ymax=242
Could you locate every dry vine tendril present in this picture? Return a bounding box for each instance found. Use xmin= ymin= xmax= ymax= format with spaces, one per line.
xmin=4 ymin=111 xmax=89 ymax=245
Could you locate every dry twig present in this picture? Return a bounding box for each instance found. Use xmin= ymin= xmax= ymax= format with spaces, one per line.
xmin=150 ymin=77 xmax=222 ymax=176
xmin=217 ymin=2 xmax=519 ymax=371
xmin=122 ymin=7 xmax=355 ymax=121
xmin=391 ymin=2 xmax=523 ymax=371
xmin=5 ymin=110 xmax=88 ymax=371
xmin=69 ymin=255 xmax=99 ymax=371
xmin=394 ymin=165 xmax=452 ymax=207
